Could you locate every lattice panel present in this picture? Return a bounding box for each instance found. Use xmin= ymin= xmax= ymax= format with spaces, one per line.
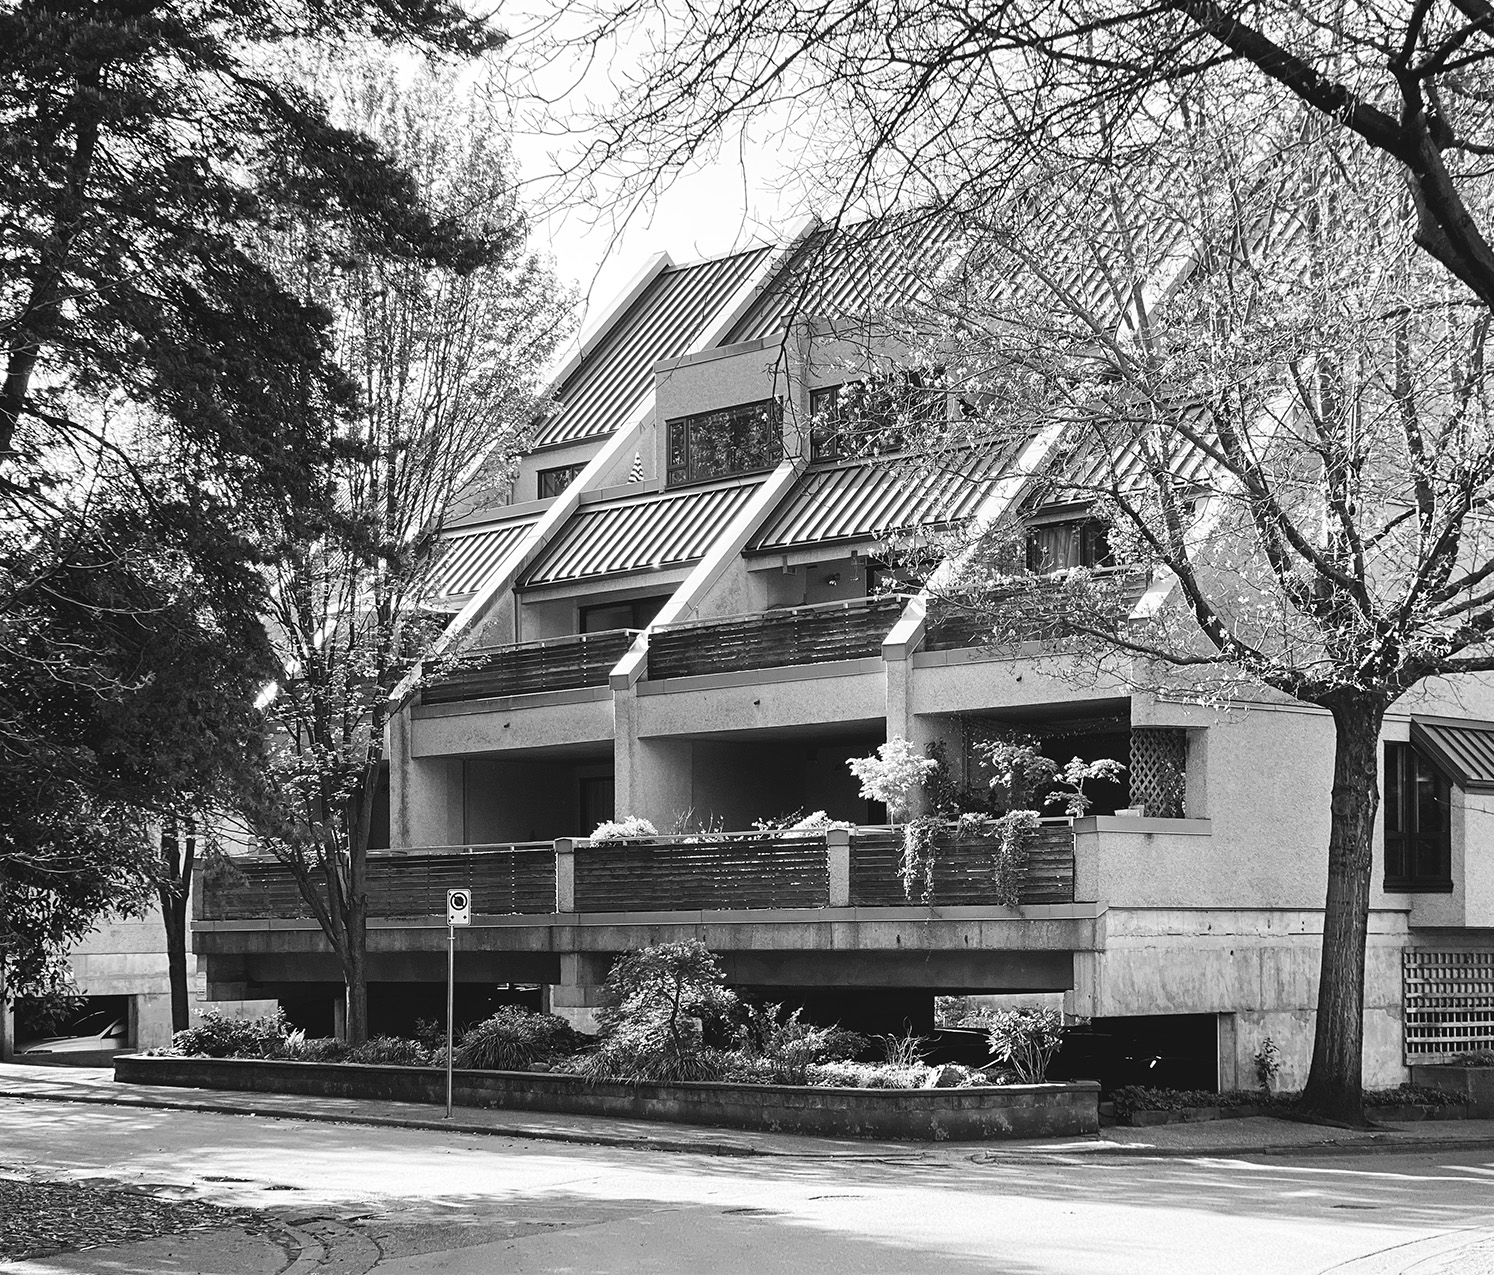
xmin=1404 ymin=950 xmax=1494 ymax=1058
xmin=1130 ymin=727 xmax=1187 ymax=817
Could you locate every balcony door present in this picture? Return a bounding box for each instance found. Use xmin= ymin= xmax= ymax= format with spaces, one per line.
xmin=579 ymin=775 xmax=615 ymax=836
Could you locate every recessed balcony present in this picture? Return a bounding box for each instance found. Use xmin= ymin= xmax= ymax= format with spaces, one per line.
xmin=924 ymin=568 xmax=1151 ymax=651
xmin=422 ymin=629 xmax=638 ymax=705
xmin=646 ymin=595 xmax=907 ymax=681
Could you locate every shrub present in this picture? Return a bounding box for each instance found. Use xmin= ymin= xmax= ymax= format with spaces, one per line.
xmin=732 ymin=1003 xmax=866 ymax=1083
xmin=985 ymin=1007 xmax=1063 ymax=1083
xmin=1448 ymin=1048 xmax=1494 ymax=1067
xmin=346 ymin=1036 xmax=437 ymax=1067
xmin=170 ymin=1010 xmax=293 ymax=1059
xmin=279 ymin=1036 xmax=351 ymax=1063
xmin=1254 ymin=1036 xmax=1280 ymax=1092
xmin=589 ymin=816 xmax=658 ymax=843
xmin=579 ymin=940 xmax=739 ymax=1084
xmin=847 ymin=736 xmax=939 ymax=822
xmin=454 ymin=1007 xmax=583 ymax=1071
xmin=806 ymin=1061 xmax=930 ymax=1089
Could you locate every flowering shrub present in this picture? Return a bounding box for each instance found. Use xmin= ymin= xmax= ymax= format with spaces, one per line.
xmin=589 ymin=816 xmax=658 ymax=842
xmin=847 ymin=737 xmax=939 ymax=821
xmin=170 ymin=1010 xmax=294 ymax=1059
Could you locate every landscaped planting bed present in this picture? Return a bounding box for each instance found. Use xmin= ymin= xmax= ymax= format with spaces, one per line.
xmin=1108 ymin=1084 xmax=1471 ymax=1127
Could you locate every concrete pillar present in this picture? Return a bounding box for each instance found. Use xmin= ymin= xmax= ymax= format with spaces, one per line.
xmin=393 ymin=749 xmax=465 ymax=849
xmin=827 ymin=827 xmax=851 ymax=907
xmin=548 ymin=953 xmax=612 ymax=1035
xmin=0 ymin=994 xmax=13 ymax=1063
xmin=554 ymin=839 xmax=576 ymax=912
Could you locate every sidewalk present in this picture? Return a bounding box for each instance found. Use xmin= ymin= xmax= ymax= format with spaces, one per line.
xmin=4 ymin=1061 xmax=1494 ymax=1163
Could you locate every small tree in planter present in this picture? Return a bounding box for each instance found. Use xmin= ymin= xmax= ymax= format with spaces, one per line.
xmin=986 ymin=1007 xmax=1065 ymax=1084
xmin=847 ymin=737 xmax=941 ymax=899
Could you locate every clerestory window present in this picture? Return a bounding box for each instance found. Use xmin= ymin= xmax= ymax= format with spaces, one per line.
xmin=665 ymin=398 xmax=781 ymax=487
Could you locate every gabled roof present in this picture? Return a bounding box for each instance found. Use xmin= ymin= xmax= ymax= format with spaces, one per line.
xmin=532 ymin=249 xmax=772 ymax=451
xmin=750 ymin=445 xmax=1019 ymax=552
xmin=520 ymin=481 xmax=763 ymax=587
xmin=430 ymin=516 xmax=539 ymax=601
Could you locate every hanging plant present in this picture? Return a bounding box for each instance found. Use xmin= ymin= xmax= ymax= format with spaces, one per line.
xmin=990 ymin=810 xmax=1041 ymax=906
xmin=899 ymin=814 xmax=941 ymax=902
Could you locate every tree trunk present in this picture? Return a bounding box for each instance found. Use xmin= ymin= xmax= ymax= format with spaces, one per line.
xmin=157 ymin=820 xmax=195 ymax=1034
xmin=344 ymin=921 xmax=369 ymax=1045
xmin=1300 ymin=693 xmax=1386 ymax=1124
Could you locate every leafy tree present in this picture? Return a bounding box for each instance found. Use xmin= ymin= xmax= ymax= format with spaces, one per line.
xmin=241 ymin=58 xmax=570 ymax=1044
xmin=547 ymin=0 xmax=1494 ymax=1125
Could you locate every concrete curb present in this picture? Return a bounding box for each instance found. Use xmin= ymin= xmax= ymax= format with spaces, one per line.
xmin=0 ymin=1084 xmax=770 ymax=1158
xmin=6 ymin=1079 xmax=1493 ymax=1163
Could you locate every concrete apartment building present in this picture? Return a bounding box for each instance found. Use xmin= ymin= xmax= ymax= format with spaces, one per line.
xmin=194 ymin=223 xmax=1494 ymax=1090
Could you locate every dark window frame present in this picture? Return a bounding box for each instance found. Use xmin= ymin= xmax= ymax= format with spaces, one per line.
xmin=578 ymin=595 xmax=670 ymax=634
xmin=1024 ymin=517 xmax=1114 ymax=574
xmin=808 ymin=369 xmax=946 ymax=462
xmin=665 ymin=398 xmax=781 ymax=487
xmin=538 ymin=463 xmax=585 ymax=500
xmin=1384 ymin=742 xmax=1454 ymax=892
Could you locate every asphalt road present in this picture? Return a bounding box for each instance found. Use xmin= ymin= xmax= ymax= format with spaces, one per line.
xmin=2 ymin=1096 xmax=1493 ymax=1274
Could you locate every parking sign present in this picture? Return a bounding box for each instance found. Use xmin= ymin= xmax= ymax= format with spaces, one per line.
xmin=446 ymin=889 xmax=471 ymax=926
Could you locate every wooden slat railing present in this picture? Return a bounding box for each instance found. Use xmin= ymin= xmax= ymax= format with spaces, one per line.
xmin=422 ymin=629 xmax=637 ymax=704
xmin=924 ymin=569 xmax=1151 ymax=651
xmin=573 ymin=835 xmax=830 ymax=911
xmin=849 ymin=821 xmax=1075 ymax=906
xmin=646 ymin=596 xmax=906 ymax=681
xmin=201 ymin=845 xmax=557 ymax=921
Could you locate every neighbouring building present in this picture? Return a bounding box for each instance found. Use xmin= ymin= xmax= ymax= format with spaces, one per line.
xmin=192 ymin=221 xmax=1494 ymax=1090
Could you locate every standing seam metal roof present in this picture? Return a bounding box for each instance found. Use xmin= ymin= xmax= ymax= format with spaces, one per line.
xmin=725 ymin=215 xmax=966 ymax=344
xmin=520 ymin=481 xmax=763 ymax=586
xmin=430 ymin=517 xmax=538 ymax=600
xmin=1412 ymin=719 xmax=1494 ymax=789
xmin=749 ymin=445 xmax=1019 ymax=551
xmin=531 ymin=248 xmax=772 ymax=451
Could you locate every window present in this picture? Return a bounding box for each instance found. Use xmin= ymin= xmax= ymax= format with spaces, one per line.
xmin=538 ymin=463 xmax=584 ymax=500
xmin=665 ymin=399 xmax=780 ymax=486
xmin=809 ymin=369 xmax=945 ymax=462
xmin=1384 ymin=743 xmax=1453 ymax=891
xmin=1026 ymin=519 xmax=1113 ymax=573
xmin=578 ymin=595 xmax=670 ymax=633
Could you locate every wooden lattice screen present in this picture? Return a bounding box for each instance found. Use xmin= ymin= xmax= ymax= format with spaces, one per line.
xmin=1403 ymin=950 xmax=1494 ymax=1059
xmin=1129 ymin=727 xmax=1187 ymax=817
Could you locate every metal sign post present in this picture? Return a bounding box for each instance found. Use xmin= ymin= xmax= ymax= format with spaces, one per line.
xmin=445 ymin=889 xmax=471 ymax=1119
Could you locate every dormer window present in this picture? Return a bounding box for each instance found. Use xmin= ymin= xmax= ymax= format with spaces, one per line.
xmin=1384 ymin=742 xmax=1453 ymax=891
xmin=666 ymin=398 xmax=780 ymax=487
xmin=1026 ymin=518 xmax=1113 ymax=574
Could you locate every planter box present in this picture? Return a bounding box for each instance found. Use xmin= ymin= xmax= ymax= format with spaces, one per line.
xmin=114 ymin=1056 xmax=1098 ymax=1142
xmin=1410 ymin=1065 xmax=1494 ymax=1118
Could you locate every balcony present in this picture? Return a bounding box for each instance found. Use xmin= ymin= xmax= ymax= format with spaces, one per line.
xmin=924 ymin=568 xmax=1151 ymax=651
xmin=646 ymin=596 xmax=907 ymax=681
xmin=201 ymin=825 xmax=1077 ymax=924
xmin=199 ymin=844 xmax=557 ymax=921
xmin=422 ymin=630 xmax=637 ymax=705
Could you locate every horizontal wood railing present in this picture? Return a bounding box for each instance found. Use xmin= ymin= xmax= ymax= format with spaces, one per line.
xmin=201 ymin=845 xmax=557 ymax=921
xmin=849 ymin=822 xmax=1076 ymax=906
xmin=646 ymin=596 xmax=907 ymax=681
xmin=422 ymin=629 xmax=638 ymax=704
xmin=572 ymin=835 xmax=832 ymax=911
xmin=924 ymin=569 xmax=1151 ymax=651
xmin=200 ymin=824 xmax=1079 ymax=921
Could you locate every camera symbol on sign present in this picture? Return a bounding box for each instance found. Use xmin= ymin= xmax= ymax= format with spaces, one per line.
xmin=447 ymin=889 xmax=471 ymax=926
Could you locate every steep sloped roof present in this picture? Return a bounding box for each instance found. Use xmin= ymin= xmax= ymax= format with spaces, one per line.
xmin=750 ymin=445 xmax=1019 ymax=552
xmin=429 ymin=516 xmax=539 ymax=601
xmin=725 ymin=215 xmax=965 ymax=343
xmin=532 ymin=248 xmax=771 ymax=450
xmin=1412 ymin=718 xmax=1494 ymax=790
xmin=520 ymin=481 xmax=763 ymax=586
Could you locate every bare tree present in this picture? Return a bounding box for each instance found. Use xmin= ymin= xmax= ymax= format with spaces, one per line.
xmin=245 ymin=57 xmax=570 ymax=1043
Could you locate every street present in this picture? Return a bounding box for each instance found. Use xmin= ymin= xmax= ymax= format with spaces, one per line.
xmin=1 ymin=1096 xmax=1492 ymax=1273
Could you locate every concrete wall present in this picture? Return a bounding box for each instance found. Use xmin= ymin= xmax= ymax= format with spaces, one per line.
xmin=464 ymin=757 xmax=613 ymax=843
xmin=1072 ymin=906 xmax=1411 ymax=1089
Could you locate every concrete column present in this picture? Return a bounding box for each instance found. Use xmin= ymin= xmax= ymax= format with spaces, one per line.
xmin=554 ymin=839 xmax=576 ymax=913
xmin=0 ymin=992 xmax=13 ymax=1063
xmin=827 ymin=827 xmax=851 ymax=907
xmin=548 ymin=953 xmax=611 ymax=1034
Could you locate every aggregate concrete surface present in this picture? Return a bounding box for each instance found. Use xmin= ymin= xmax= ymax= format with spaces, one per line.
xmin=2 ymin=1064 xmax=1494 ymax=1273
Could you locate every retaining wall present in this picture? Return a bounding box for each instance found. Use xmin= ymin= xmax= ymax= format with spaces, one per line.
xmin=115 ymin=1055 xmax=1099 ymax=1141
